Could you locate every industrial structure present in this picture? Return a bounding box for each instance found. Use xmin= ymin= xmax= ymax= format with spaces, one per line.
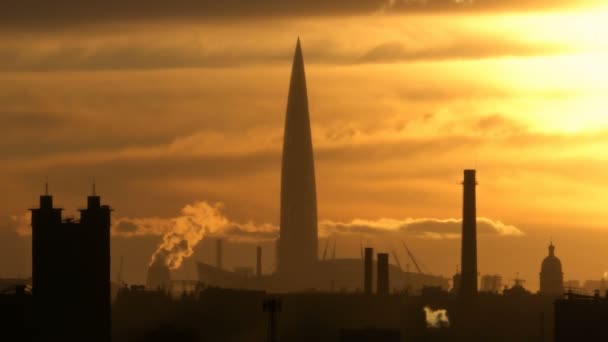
xmin=459 ymin=169 xmax=478 ymax=299
xmin=31 ymin=185 xmax=111 ymax=341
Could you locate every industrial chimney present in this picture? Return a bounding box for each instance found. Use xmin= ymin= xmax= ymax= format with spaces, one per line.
xmin=364 ymin=248 xmax=373 ymax=294
xmin=460 ymin=169 xmax=478 ymax=299
xmin=377 ymin=253 xmax=389 ymax=295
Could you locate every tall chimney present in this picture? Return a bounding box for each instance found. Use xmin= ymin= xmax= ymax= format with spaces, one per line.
xmin=460 ymin=169 xmax=478 ymax=299
xmin=377 ymin=253 xmax=389 ymax=295
xmin=216 ymin=239 xmax=223 ymax=270
xmin=257 ymin=246 xmax=262 ymax=278
xmin=364 ymin=247 xmax=373 ymax=294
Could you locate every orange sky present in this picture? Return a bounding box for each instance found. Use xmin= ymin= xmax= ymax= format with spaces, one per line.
xmin=1 ymin=0 xmax=607 ymax=291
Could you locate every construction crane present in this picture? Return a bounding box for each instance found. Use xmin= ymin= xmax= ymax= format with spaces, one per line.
xmin=402 ymin=241 xmax=428 ymax=275
xmin=359 ymin=240 xmax=363 ymax=259
xmin=391 ymin=250 xmax=402 ymax=270
xmin=322 ymin=239 xmax=330 ymax=261
xmin=331 ymin=239 xmax=337 ymax=260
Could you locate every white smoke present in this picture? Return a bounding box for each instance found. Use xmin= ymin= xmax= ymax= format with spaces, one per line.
xmin=424 ymin=306 xmax=450 ymax=328
xmin=6 ymin=200 xmax=523 ymax=270
xmin=0 ymin=212 xmax=31 ymax=237
xmin=148 ymin=202 xmax=228 ymax=269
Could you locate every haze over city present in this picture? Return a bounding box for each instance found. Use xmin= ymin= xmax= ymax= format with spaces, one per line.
xmin=1 ymin=0 xmax=607 ymax=297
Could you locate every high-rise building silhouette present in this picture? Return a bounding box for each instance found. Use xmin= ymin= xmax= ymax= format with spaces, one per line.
xmin=30 ymin=186 xmax=111 ymax=341
xmin=459 ymin=169 xmax=478 ymax=299
xmin=540 ymin=242 xmax=564 ymax=296
xmin=278 ymin=38 xmax=318 ymax=283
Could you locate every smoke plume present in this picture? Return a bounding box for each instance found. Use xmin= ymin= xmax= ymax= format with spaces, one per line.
xmin=148 ymin=202 xmax=228 ymax=269
xmin=424 ymin=306 xmax=450 ymax=328
xmin=6 ymin=200 xmax=523 ymax=270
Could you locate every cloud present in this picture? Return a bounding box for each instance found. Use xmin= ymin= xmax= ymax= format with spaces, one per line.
xmin=0 ymin=34 xmax=569 ymax=72
xmin=320 ymin=217 xmax=524 ymax=239
xmin=0 ymin=0 xmax=593 ymax=30
xmin=113 ymin=201 xmax=522 ymax=243
xmin=0 ymin=213 xmax=31 ymax=237
xmin=359 ymin=39 xmax=566 ymax=63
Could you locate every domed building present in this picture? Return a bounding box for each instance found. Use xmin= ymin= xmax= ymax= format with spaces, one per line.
xmin=539 ymin=242 xmax=564 ymax=296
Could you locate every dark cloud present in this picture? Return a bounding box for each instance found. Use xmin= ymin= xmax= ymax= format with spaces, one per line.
xmin=475 ymin=114 xmax=527 ymax=135
xmin=360 ymin=39 xmax=566 ymax=63
xmin=0 ymin=0 xmax=591 ymax=30
xmin=0 ymin=37 xmax=566 ymax=72
xmin=0 ymin=111 xmax=67 ymax=128
xmin=114 ymin=221 xmax=138 ymax=234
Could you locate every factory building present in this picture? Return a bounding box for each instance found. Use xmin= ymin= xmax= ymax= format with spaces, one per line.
xmin=30 ymin=186 xmax=111 ymax=341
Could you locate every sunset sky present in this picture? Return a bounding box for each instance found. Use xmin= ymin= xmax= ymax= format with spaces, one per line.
xmin=1 ymin=0 xmax=607 ymax=291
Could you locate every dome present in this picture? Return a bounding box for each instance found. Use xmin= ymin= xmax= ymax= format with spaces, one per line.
xmin=539 ymin=242 xmax=564 ymax=296
xmin=541 ymin=244 xmax=563 ymax=274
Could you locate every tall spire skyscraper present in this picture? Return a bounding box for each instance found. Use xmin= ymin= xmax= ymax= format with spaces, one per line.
xmin=278 ymin=39 xmax=319 ymax=282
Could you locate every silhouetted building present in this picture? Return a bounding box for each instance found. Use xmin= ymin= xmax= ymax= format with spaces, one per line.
xmin=31 ymin=187 xmax=111 ymax=341
xmin=540 ymin=242 xmax=564 ymax=296
xmin=197 ymin=258 xmax=448 ymax=294
xmin=339 ymin=329 xmax=401 ymax=342
xmin=0 ymin=284 xmax=33 ymax=340
xmin=364 ymin=248 xmax=373 ymax=295
xmin=555 ymin=291 xmax=608 ymax=341
xmin=563 ymin=279 xmax=581 ymax=293
xmin=503 ymin=277 xmax=531 ymax=297
xmin=377 ymin=253 xmax=389 ymax=295
xmin=583 ymin=278 xmax=607 ymax=295
xmin=460 ymin=169 xmax=478 ymax=299
xmin=278 ymin=38 xmax=319 ymax=287
xmin=480 ymin=275 xmax=503 ymax=293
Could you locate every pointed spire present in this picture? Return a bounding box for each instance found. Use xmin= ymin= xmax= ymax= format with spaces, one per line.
xmin=92 ymin=178 xmax=97 ymax=196
xmin=278 ymin=37 xmax=318 ymax=278
xmin=44 ymin=177 xmax=49 ymax=196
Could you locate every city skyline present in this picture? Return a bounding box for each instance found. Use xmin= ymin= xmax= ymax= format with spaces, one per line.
xmin=1 ymin=1 xmax=608 ymax=292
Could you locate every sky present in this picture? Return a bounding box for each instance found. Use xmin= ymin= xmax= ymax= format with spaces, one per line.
xmin=1 ymin=0 xmax=607 ymax=291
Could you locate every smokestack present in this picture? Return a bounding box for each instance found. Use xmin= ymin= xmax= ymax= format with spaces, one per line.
xmin=377 ymin=253 xmax=389 ymax=295
xmin=257 ymin=246 xmax=262 ymax=278
xmin=217 ymin=239 xmax=223 ymax=270
xmin=364 ymin=248 xmax=373 ymax=294
xmin=460 ymin=169 xmax=478 ymax=299
xmin=146 ymin=262 xmax=171 ymax=290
